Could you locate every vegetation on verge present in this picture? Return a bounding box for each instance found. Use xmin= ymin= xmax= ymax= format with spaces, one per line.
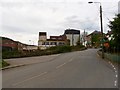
xmin=108 ymin=14 xmax=120 ymax=53
xmin=2 ymin=45 xmax=86 ymax=59
xmin=0 ymin=60 xmax=10 ymax=68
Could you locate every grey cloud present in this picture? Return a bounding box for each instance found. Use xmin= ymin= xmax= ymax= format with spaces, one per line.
xmin=1 ymin=25 xmax=35 ymax=34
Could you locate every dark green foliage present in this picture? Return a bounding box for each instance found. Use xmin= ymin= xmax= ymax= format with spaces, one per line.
xmin=0 ymin=60 xmax=10 ymax=68
xmin=71 ymin=45 xmax=85 ymax=51
xmin=108 ymin=14 xmax=120 ymax=52
xmin=91 ymin=34 xmax=101 ymax=47
xmin=47 ymin=45 xmax=72 ymax=53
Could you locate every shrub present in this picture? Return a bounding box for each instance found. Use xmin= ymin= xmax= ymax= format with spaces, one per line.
xmin=47 ymin=45 xmax=72 ymax=53
xmin=2 ymin=45 xmax=86 ymax=59
xmin=0 ymin=60 xmax=10 ymax=68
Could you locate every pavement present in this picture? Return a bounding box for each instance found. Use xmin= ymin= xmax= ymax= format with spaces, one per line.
xmin=2 ymin=54 xmax=60 ymax=70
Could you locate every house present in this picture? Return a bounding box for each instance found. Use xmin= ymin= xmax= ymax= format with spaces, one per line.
xmin=86 ymin=30 xmax=102 ymax=48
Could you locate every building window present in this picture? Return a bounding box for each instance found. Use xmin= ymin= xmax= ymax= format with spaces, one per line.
xmin=42 ymin=42 xmax=45 ymax=45
xmin=50 ymin=42 xmax=56 ymax=45
xmin=59 ymin=42 xmax=64 ymax=45
xmin=45 ymin=42 xmax=49 ymax=45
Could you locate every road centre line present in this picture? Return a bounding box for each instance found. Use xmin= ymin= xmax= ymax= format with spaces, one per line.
xmin=68 ymin=59 xmax=73 ymax=62
xmin=97 ymin=54 xmax=100 ymax=57
xmin=12 ymin=72 xmax=47 ymax=86
xmin=56 ymin=63 xmax=66 ymax=69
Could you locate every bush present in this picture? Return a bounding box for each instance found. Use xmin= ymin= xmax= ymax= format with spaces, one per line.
xmin=2 ymin=50 xmax=23 ymax=59
xmin=2 ymin=45 xmax=86 ymax=59
xmin=0 ymin=60 xmax=10 ymax=68
xmin=47 ymin=45 xmax=72 ymax=54
xmin=71 ymin=45 xmax=85 ymax=51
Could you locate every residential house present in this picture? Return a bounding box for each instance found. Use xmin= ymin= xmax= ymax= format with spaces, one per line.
xmin=86 ymin=30 xmax=102 ymax=48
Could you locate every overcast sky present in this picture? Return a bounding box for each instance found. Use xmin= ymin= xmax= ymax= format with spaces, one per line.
xmin=0 ymin=0 xmax=119 ymax=45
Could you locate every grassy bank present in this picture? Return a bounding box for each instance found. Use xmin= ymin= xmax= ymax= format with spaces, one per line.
xmin=2 ymin=45 xmax=86 ymax=59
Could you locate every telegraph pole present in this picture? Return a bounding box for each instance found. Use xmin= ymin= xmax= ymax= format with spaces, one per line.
xmin=100 ymin=4 xmax=104 ymax=59
xmin=88 ymin=1 xmax=104 ymax=59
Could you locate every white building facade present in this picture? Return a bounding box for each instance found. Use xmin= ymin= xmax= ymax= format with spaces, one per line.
xmin=64 ymin=29 xmax=80 ymax=46
xmin=38 ymin=32 xmax=68 ymax=50
xmin=118 ymin=1 xmax=120 ymax=14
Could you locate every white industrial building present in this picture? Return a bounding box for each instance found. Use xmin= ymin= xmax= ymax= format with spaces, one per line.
xmin=38 ymin=29 xmax=81 ymax=49
xmin=64 ymin=29 xmax=80 ymax=46
xmin=38 ymin=32 xmax=68 ymax=49
xmin=118 ymin=1 xmax=120 ymax=14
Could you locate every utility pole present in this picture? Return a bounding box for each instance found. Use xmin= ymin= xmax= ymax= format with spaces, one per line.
xmin=84 ymin=30 xmax=86 ymax=46
xmin=100 ymin=4 xmax=104 ymax=59
xmin=88 ymin=1 xmax=104 ymax=59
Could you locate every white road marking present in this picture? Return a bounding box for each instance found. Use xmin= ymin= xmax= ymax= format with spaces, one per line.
xmin=114 ymin=68 xmax=116 ymax=70
xmin=111 ymin=64 xmax=114 ymax=67
xmin=97 ymin=54 xmax=100 ymax=57
xmin=114 ymin=80 xmax=117 ymax=86
xmin=12 ymin=72 xmax=47 ymax=86
xmin=108 ymin=61 xmax=118 ymax=87
xmin=115 ymin=75 xmax=118 ymax=78
xmin=68 ymin=59 xmax=73 ymax=62
xmin=115 ymin=70 xmax=117 ymax=73
xmin=56 ymin=63 xmax=66 ymax=69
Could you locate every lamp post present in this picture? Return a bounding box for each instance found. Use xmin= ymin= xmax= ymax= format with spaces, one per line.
xmin=88 ymin=1 xmax=104 ymax=59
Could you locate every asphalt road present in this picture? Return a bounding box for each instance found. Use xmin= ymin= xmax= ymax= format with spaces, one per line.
xmin=2 ymin=49 xmax=118 ymax=88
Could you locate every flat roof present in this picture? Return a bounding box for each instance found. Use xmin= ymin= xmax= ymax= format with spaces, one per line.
xmin=64 ymin=29 xmax=80 ymax=34
xmin=39 ymin=32 xmax=47 ymax=36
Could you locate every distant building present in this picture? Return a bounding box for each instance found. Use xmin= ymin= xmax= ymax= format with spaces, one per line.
xmin=17 ymin=42 xmax=38 ymax=51
xmin=119 ymin=1 xmax=120 ymax=14
xmin=0 ymin=37 xmax=18 ymax=51
xmin=80 ymin=30 xmax=88 ymax=46
xmin=38 ymin=32 xmax=68 ymax=49
xmin=0 ymin=36 xmax=38 ymax=51
xmin=64 ymin=29 xmax=80 ymax=46
xmin=86 ymin=30 xmax=102 ymax=48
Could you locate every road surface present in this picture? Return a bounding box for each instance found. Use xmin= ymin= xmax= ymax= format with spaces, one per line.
xmin=2 ymin=49 xmax=118 ymax=88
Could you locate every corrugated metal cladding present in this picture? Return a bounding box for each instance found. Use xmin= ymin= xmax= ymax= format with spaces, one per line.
xmin=64 ymin=29 xmax=80 ymax=34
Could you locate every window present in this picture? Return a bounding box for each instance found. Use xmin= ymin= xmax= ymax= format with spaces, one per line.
xmin=42 ymin=42 xmax=45 ymax=45
xmin=45 ymin=42 xmax=49 ymax=45
xmin=50 ymin=42 xmax=56 ymax=45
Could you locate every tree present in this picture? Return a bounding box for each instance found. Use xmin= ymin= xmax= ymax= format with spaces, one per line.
xmin=108 ymin=14 xmax=120 ymax=52
xmin=91 ymin=34 xmax=101 ymax=47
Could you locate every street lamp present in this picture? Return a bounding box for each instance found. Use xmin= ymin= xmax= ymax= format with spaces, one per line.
xmin=88 ymin=1 xmax=104 ymax=59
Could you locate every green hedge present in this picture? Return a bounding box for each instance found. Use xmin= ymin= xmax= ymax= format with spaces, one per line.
xmin=2 ymin=45 xmax=86 ymax=59
xmin=47 ymin=45 xmax=72 ymax=53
